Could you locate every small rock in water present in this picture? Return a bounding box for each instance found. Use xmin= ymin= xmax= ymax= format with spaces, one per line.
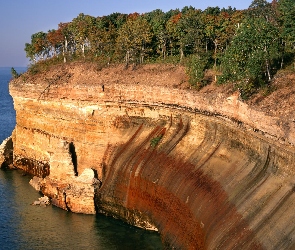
xmin=33 ymin=200 xmax=41 ymax=205
xmin=32 ymin=195 xmax=50 ymax=207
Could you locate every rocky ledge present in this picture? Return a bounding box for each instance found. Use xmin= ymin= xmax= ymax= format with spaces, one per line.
xmin=1 ymin=63 xmax=295 ymax=249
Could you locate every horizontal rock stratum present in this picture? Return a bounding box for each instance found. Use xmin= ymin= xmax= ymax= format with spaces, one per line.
xmin=5 ymin=63 xmax=295 ymax=249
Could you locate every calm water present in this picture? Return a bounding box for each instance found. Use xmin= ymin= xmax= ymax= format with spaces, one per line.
xmin=0 ymin=67 xmax=163 ymax=250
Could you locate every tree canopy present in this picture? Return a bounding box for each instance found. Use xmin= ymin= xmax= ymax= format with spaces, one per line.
xmin=24 ymin=0 xmax=295 ymax=96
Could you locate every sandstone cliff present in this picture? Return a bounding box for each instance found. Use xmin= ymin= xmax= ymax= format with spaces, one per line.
xmin=3 ymin=63 xmax=295 ymax=249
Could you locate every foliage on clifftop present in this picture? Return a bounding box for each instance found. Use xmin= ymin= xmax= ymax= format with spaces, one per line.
xmin=24 ymin=0 xmax=295 ymax=99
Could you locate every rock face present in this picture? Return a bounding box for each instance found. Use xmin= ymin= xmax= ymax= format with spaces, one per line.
xmin=7 ymin=64 xmax=295 ymax=249
xmin=0 ymin=136 xmax=14 ymax=168
xmin=28 ymin=140 xmax=100 ymax=214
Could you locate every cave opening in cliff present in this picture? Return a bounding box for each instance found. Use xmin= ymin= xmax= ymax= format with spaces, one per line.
xmin=69 ymin=142 xmax=78 ymax=176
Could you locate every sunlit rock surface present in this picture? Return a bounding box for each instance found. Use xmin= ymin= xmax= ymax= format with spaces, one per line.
xmin=0 ymin=136 xmax=13 ymax=168
xmin=7 ymin=65 xmax=295 ymax=249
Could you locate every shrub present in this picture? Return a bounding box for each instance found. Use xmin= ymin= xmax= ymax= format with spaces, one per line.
xmin=11 ymin=67 xmax=20 ymax=79
xmin=150 ymin=135 xmax=163 ymax=148
xmin=185 ymin=54 xmax=210 ymax=90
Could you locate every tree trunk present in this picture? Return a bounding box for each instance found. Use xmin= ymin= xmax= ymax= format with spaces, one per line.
xmin=140 ymin=45 xmax=145 ymax=64
xmin=265 ymin=47 xmax=271 ymax=81
xmin=125 ymin=51 xmax=130 ymax=66
xmin=214 ymin=39 xmax=218 ymax=68
xmin=162 ymin=44 xmax=166 ymax=60
xmin=81 ymin=44 xmax=85 ymax=58
xmin=266 ymin=59 xmax=271 ymax=81
xmin=63 ymin=37 xmax=68 ymax=63
xmin=180 ymin=47 xmax=184 ymax=61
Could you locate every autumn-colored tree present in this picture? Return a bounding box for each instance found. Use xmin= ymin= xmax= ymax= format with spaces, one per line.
xmin=56 ymin=22 xmax=72 ymax=63
xmin=69 ymin=13 xmax=96 ymax=58
xmin=25 ymin=31 xmax=48 ymax=62
xmin=23 ymin=2 xmax=292 ymax=95
xmin=166 ymin=13 xmax=184 ymax=60
xmin=203 ymin=9 xmax=227 ymax=68
xmin=116 ymin=14 xmax=152 ymax=65
xmin=47 ymin=29 xmax=63 ymax=57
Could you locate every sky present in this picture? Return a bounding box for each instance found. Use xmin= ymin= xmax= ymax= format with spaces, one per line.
xmin=0 ymin=0 xmax=257 ymax=67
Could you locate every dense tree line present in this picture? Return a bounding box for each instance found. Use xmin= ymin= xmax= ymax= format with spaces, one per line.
xmin=25 ymin=0 xmax=295 ymax=97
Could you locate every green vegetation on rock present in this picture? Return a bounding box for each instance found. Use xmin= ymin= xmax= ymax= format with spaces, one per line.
xmin=11 ymin=67 xmax=20 ymax=79
xmin=150 ymin=135 xmax=163 ymax=148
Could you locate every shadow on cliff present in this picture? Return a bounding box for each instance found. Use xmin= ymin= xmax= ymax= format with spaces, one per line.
xmin=95 ymin=117 xmax=264 ymax=249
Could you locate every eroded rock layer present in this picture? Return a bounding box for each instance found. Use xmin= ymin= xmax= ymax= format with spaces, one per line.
xmin=6 ymin=65 xmax=295 ymax=249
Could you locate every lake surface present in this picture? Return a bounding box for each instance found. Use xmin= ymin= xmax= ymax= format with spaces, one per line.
xmin=0 ymin=67 xmax=163 ymax=249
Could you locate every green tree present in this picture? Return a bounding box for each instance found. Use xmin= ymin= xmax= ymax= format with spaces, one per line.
xmin=248 ymin=0 xmax=274 ymax=19
xmin=69 ymin=13 xmax=96 ymax=58
xmin=116 ymin=14 xmax=152 ymax=65
xmin=166 ymin=13 xmax=185 ymax=60
xmin=203 ymin=8 xmax=229 ymax=69
xmin=278 ymin=0 xmax=295 ymax=68
xmin=89 ymin=17 xmax=117 ymax=60
xmin=57 ymin=22 xmax=72 ymax=63
xmin=219 ymin=16 xmax=280 ymax=97
xmin=102 ymin=12 xmax=127 ymax=29
xmin=11 ymin=67 xmax=19 ymax=79
xmin=186 ymin=54 xmax=210 ymax=89
xmin=25 ymin=31 xmax=48 ymax=62
xmin=179 ymin=9 xmax=205 ymax=56
xmin=24 ymin=42 xmax=36 ymax=62
xmin=145 ymin=9 xmax=169 ymax=60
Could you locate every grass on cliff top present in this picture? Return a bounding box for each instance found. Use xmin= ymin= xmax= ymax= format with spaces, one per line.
xmin=27 ymin=54 xmax=111 ymax=75
xmin=23 ymin=53 xmax=295 ymax=107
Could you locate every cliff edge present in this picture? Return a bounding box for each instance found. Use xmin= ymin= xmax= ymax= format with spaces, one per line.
xmin=3 ymin=63 xmax=295 ymax=249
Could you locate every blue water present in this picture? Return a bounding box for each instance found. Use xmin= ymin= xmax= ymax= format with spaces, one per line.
xmin=0 ymin=67 xmax=163 ymax=250
xmin=0 ymin=67 xmax=18 ymax=142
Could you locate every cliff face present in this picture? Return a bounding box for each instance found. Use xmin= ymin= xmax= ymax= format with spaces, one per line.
xmin=6 ymin=64 xmax=295 ymax=249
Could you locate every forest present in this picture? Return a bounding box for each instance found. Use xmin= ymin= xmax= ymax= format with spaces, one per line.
xmin=24 ymin=0 xmax=295 ymax=98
